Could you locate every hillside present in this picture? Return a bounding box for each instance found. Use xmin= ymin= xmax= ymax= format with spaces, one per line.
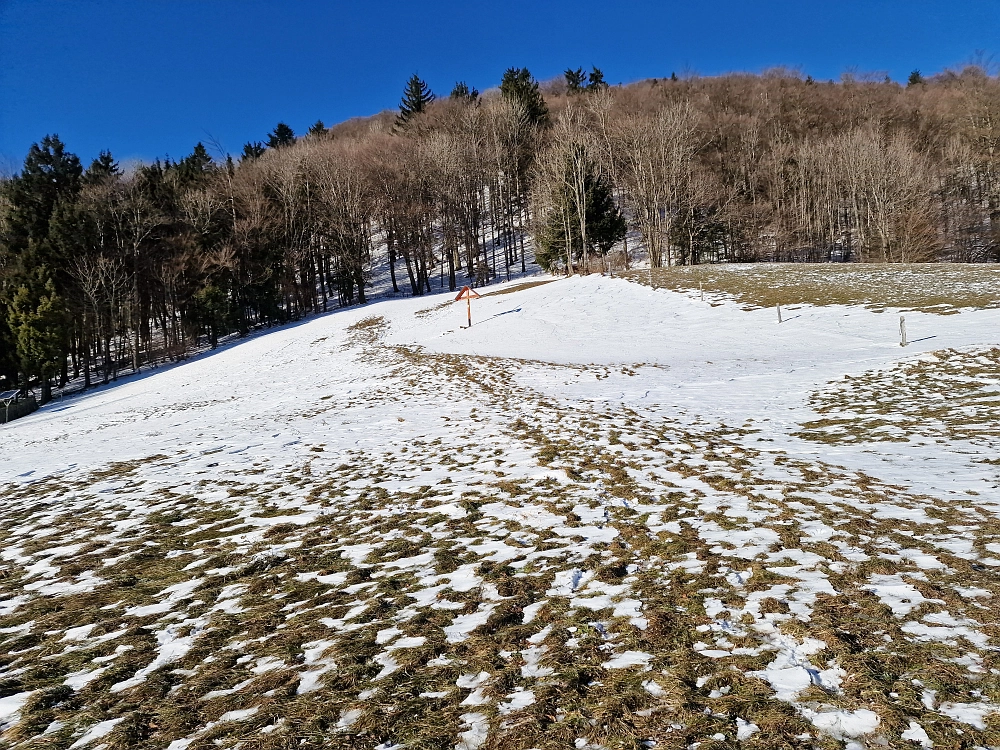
xmin=2 ymin=269 xmax=1000 ymax=749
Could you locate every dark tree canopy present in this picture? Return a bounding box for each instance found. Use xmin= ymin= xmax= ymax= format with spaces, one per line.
xmin=450 ymin=81 xmax=479 ymax=102
xmin=565 ymin=67 xmax=587 ymax=93
xmin=242 ymin=141 xmax=266 ymax=161
xmin=500 ymin=67 xmax=548 ymax=126
xmin=83 ymin=151 xmax=119 ymax=186
xmin=536 ymin=158 xmax=626 ymax=271
xmin=267 ymin=122 xmax=296 ymax=149
xmin=397 ymin=74 xmax=436 ymax=128
xmin=6 ymin=134 xmax=82 ymax=249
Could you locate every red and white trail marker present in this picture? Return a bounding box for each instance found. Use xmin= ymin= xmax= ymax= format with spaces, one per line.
xmin=454 ymin=286 xmax=482 ymax=328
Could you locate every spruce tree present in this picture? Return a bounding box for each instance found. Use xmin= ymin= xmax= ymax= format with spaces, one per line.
xmin=7 ymin=135 xmax=82 ymax=248
xmin=308 ymin=120 xmax=328 ymax=136
xmin=242 ymin=141 xmax=266 ymax=160
xmin=908 ymin=70 xmax=924 ymax=87
xmin=565 ymin=67 xmax=586 ymax=93
xmin=536 ymin=158 xmax=625 ymax=271
xmin=587 ymin=67 xmax=608 ymax=91
xmin=7 ymin=270 xmax=65 ymax=403
xmin=83 ymin=151 xmax=119 ymax=186
xmin=397 ymin=74 xmax=435 ymax=128
xmin=450 ymin=82 xmax=479 ymax=102
xmin=176 ymin=143 xmax=213 ymax=185
xmin=500 ymin=67 xmax=548 ymax=126
xmin=266 ymin=122 xmax=296 ymax=149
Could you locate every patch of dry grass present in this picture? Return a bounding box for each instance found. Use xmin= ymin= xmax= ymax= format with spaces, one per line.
xmin=623 ymin=263 xmax=1000 ymax=314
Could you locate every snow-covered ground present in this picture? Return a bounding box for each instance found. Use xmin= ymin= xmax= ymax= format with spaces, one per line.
xmin=2 ymin=271 xmax=1000 ymax=749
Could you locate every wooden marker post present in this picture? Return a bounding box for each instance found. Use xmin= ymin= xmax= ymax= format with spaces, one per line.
xmin=899 ymin=315 xmax=907 ymax=347
xmin=454 ymin=285 xmax=482 ymax=328
xmin=777 ymin=304 xmax=782 ymax=324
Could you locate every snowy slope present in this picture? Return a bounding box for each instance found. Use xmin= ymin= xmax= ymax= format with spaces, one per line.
xmin=2 ymin=273 xmax=1000 ymax=749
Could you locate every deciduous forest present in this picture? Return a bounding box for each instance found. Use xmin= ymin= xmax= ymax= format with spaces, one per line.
xmin=2 ymin=65 xmax=999 ymax=398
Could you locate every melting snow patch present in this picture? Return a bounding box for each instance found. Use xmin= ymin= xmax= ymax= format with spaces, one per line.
xmin=68 ymin=717 xmax=124 ymax=748
xmin=601 ymin=650 xmax=652 ymax=670
xmin=0 ymin=690 xmax=34 ymax=730
xmin=900 ymin=721 xmax=933 ymax=747
xmin=938 ymin=701 xmax=999 ymax=730
xmin=736 ymin=718 xmax=760 ymax=740
xmin=801 ymin=708 xmax=880 ymax=739
xmin=456 ymin=712 xmax=489 ymax=750
xmin=498 ymin=688 xmax=535 ymax=714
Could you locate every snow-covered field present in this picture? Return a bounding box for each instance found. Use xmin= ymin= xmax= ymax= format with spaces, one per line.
xmin=2 ymin=269 xmax=1000 ymax=749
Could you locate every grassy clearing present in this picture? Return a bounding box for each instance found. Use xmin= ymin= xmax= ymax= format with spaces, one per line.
xmin=623 ymin=263 xmax=1000 ymax=314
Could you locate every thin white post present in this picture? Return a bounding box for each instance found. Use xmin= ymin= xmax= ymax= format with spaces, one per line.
xmin=900 ymin=316 xmax=907 ymax=347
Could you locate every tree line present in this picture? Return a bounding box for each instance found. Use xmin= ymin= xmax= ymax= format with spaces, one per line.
xmin=2 ymin=64 xmax=999 ymax=399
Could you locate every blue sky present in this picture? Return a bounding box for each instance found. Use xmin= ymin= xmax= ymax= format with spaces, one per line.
xmin=1 ymin=0 xmax=997 ymax=169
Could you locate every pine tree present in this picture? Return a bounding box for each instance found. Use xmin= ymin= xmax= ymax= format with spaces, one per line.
xmin=500 ymin=67 xmax=548 ymax=126
xmin=587 ymin=67 xmax=608 ymax=91
xmin=908 ymin=70 xmax=924 ymax=87
xmin=450 ymin=82 xmax=479 ymax=102
xmin=7 ymin=135 xmax=82 ymax=248
xmin=308 ymin=120 xmax=328 ymax=136
xmin=83 ymin=151 xmax=120 ymax=186
xmin=397 ymin=74 xmax=435 ymax=128
xmin=7 ymin=270 xmax=65 ymax=403
xmin=242 ymin=141 xmax=266 ymax=160
xmin=536 ymin=158 xmax=625 ymax=271
xmin=565 ymin=67 xmax=586 ymax=93
xmin=266 ymin=122 xmax=296 ymax=149
xmin=176 ymin=143 xmax=213 ymax=185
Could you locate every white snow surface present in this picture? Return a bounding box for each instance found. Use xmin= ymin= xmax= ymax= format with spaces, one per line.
xmin=3 ymin=271 xmax=1000 ymax=748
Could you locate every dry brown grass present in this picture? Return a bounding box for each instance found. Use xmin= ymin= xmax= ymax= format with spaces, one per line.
xmin=623 ymin=263 xmax=1000 ymax=313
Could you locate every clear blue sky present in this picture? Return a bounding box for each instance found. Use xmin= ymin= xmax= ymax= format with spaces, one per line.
xmin=1 ymin=0 xmax=997 ymax=169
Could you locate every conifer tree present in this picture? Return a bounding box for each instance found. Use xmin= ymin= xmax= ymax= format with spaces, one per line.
xmin=308 ymin=120 xmax=328 ymax=136
xmin=6 ymin=135 xmax=82 ymax=248
xmin=587 ymin=67 xmax=608 ymax=91
xmin=397 ymin=74 xmax=435 ymax=128
xmin=908 ymin=70 xmax=924 ymax=87
xmin=176 ymin=143 xmax=213 ymax=185
xmin=450 ymin=82 xmax=479 ymax=102
xmin=536 ymin=157 xmax=625 ymax=271
xmin=500 ymin=67 xmax=548 ymax=126
xmin=565 ymin=67 xmax=586 ymax=93
xmin=83 ymin=151 xmax=120 ymax=186
xmin=242 ymin=141 xmax=266 ymax=160
xmin=7 ymin=270 xmax=65 ymax=402
xmin=266 ymin=123 xmax=296 ymax=149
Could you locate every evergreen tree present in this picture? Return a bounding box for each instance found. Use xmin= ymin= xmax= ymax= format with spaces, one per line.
xmin=7 ymin=270 xmax=65 ymax=402
xmin=397 ymin=74 xmax=435 ymax=128
xmin=500 ymin=67 xmax=548 ymax=126
xmin=6 ymin=135 xmax=82 ymax=249
xmin=450 ymin=82 xmax=479 ymax=102
xmin=176 ymin=143 xmax=213 ymax=185
xmin=670 ymin=72 xmax=678 ymax=82
xmin=83 ymin=151 xmax=120 ymax=186
xmin=908 ymin=70 xmax=924 ymax=87
xmin=266 ymin=122 xmax=296 ymax=149
xmin=536 ymin=158 xmax=625 ymax=271
xmin=242 ymin=141 xmax=266 ymax=160
xmin=564 ymin=67 xmax=586 ymax=93
xmin=587 ymin=67 xmax=608 ymax=91
xmin=308 ymin=120 xmax=328 ymax=136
